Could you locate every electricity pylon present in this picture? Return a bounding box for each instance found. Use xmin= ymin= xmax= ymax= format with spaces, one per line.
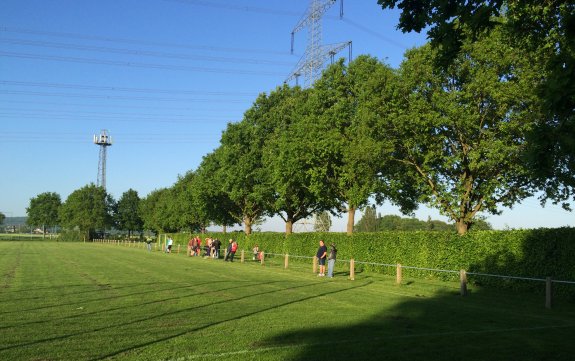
xmin=286 ymin=0 xmax=351 ymax=88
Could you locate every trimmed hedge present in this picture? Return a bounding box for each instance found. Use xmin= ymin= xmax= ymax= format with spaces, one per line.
xmin=164 ymin=228 xmax=575 ymax=298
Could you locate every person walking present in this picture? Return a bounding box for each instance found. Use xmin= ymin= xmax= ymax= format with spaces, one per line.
xmin=166 ymin=237 xmax=173 ymax=253
xmin=229 ymin=239 xmax=238 ymax=262
xmin=316 ymin=240 xmax=327 ymax=277
xmin=146 ymin=237 xmax=153 ymax=252
xmin=213 ymin=238 xmax=221 ymax=258
xmin=327 ymin=243 xmax=337 ymax=278
xmin=224 ymin=239 xmax=233 ymax=261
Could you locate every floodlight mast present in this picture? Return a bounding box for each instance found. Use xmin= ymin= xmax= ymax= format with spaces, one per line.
xmin=93 ymin=129 xmax=112 ymax=189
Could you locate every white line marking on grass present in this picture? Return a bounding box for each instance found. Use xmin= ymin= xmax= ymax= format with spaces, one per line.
xmin=170 ymin=324 xmax=575 ymax=360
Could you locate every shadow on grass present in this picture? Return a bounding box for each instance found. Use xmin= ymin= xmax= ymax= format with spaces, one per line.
xmin=258 ymin=286 xmax=575 ymax=361
xmin=90 ymin=280 xmax=373 ymax=360
xmin=255 ymin=230 xmax=575 ymax=361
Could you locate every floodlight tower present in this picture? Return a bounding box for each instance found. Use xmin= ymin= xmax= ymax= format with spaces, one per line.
xmin=286 ymin=0 xmax=351 ymax=88
xmin=93 ymin=129 xmax=112 ymax=189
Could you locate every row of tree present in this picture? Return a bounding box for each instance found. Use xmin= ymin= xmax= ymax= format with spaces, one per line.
xmin=151 ymin=25 xmax=559 ymax=236
xmin=354 ymin=206 xmax=492 ymax=232
xmin=25 ymin=3 xmax=574 ymax=237
xmin=26 ymin=187 xmax=143 ymax=240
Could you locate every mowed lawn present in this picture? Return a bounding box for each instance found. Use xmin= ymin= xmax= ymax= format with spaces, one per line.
xmin=1 ymin=242 xmax=574 ymax=361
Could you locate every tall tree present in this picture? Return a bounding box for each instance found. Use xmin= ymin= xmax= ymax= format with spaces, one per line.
xmin=261 ymin=85 xmax=338 ymax=234
xmin=140 ymin=188 xmax=168 ymax=234
xmin=0 ymin=212 xmax=5 ymax=225
xmin=354 ymin=205 xmax=379 ymax=232
xmin=374 ymin=30 xmax=541 ymax=234
xmin=171 ymin=171 xmax=210 ymax=232
xmin=194 ymin=150 xmax=240 ymax=231
xmin=114 ymin=189 xmax=143 ymax=238
xmin=26 ymin=192 xmax=61 ymax=237
xmin=216 ymin=118 xmax=273 ymax=235
xmin=378 ymin=0 xmax=575 ymax=208
xmin=59 ymin=184 xmax=114 ymax=241
xmin=311 ymin=56 xmax=420 ymax=234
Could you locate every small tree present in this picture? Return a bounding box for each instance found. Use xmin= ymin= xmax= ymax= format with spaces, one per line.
xmin=26 ymin=192 xmax=61 ymax=238
xmin=114 ymin=189 xmax=143 ymax=238
xmin=59 ymin=184 xmax=114 ymax=241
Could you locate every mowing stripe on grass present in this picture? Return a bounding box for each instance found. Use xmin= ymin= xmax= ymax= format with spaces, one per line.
xmin=174 ymin=324 xmax=575 ymax=360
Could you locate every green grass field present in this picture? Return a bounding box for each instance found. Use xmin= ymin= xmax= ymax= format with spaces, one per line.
xmin=1 ymin=241 xmax=574 ymax=361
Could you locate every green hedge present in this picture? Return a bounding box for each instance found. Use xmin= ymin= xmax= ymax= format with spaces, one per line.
xmin=164 ymin=228 xmax=575 ymax=298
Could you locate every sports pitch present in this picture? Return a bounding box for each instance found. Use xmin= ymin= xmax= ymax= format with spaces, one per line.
xmin=1 ymin=241 xmax=574 ymax=360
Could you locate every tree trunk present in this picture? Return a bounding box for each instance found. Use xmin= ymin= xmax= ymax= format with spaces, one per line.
xmin=285 ymin=219 xmax=293 ymax=235
xmin=244 ymin=216 xmax=252 ymax=235
xmin=222 ymin=225 xmax=227 ymax=234
xmin=42 ymin=224 xmax=46 ymax=239
xmin=346 ymin=206 xmax=356 ymax=236
xmin=455 ymin=220 xmax=469 ymax=235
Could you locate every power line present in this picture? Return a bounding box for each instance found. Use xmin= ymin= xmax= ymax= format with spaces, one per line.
xmin=341 ymin=18 xmax=409 ymax=50
xmin=0 ymin=26 xmax=293 ymax=56
xmin=0 ymin=89 xmax=251 ymax=103
xmin=0 ymin=107 xmax=234 ymax=119
xmin=0 ymin=80 xmax=258 ymax=97
xmin=0 ymin=99 xmax=247 ymax=111
xmin=0 ymin=38 xmax=294 ymax=66
xmin=163 ymin=0 xmax=303 ymax=17
xmin=0 ymin=51 xmax=287 ymax=76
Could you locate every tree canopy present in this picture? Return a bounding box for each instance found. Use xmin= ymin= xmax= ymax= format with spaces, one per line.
xmin=59 ymin=184 xmax=114 ymax=241
xmin=372 ymin=30 xmax=541 ymax=234
xmin=114 ymin=189 xmax=143 ymax=237
xmin=378 ymin=0 xmax=575 ymax=209
xmin=26 ymin=192 xmax=61 ymax=237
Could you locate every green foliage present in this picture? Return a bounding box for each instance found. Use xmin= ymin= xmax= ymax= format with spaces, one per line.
xmin=57 ymin=229 xmax=84 ymax=242
xmin=0 ymin=212 xmax=5 ymax=225
xmin=373 ymin=29 xmax=540 ymax=234
xmin=377 ymin=0 xmax=575 ymax=210
xmin=114 ymin=189 xmax=143 ymax=236
xmin=354 ymin=205 xmax=379 ymax=232
xmin=59 ymin=184 xmax=114 ymax=241
xmin=26 ymin=192 xmax=61 ymax=233
xmin=166 ymin=228 xmax=575 ymax=297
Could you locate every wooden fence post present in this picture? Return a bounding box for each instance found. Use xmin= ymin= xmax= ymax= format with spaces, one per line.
xmin=546 ymin=277 xmax=552 ymax=309
xmin=396 ymin=263 xmax=402 ymax=285
xmin=460 ymin=269 xmax=468 ymax=296
xmin=313 ymin=256 xmax=318 ymax=274
xmin=284 ymin=254 xmax=289 ymax=269
xmin=349 ymin=259 xmax=355 ymax=281
xmin=177 ymin=245 xmax=180 ymax=254
xmin=240 ymin=250 xmax=245 ymax=263
xmin=260 ymin=251 xmax=265 ymax=266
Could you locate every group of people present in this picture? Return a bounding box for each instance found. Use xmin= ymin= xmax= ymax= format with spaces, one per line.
xmin=161 ymin=236 xmax=338 ymax=278
xmin=187 ymin=236 xmax=222 ymax=258
xmin=316 ymin=239 xmax=337 ymax=278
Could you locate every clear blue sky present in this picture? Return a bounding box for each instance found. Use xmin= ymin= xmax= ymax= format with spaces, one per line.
xmin=1 ymin=0 xmax=572 ymax=231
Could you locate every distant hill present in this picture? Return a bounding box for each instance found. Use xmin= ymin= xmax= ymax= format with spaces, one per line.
xmin=3 ymin=217 xmax=28 ymax=226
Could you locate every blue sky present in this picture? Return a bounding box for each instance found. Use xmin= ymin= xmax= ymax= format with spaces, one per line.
xmin=1 ymin=0 xmax=572 ymax=231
